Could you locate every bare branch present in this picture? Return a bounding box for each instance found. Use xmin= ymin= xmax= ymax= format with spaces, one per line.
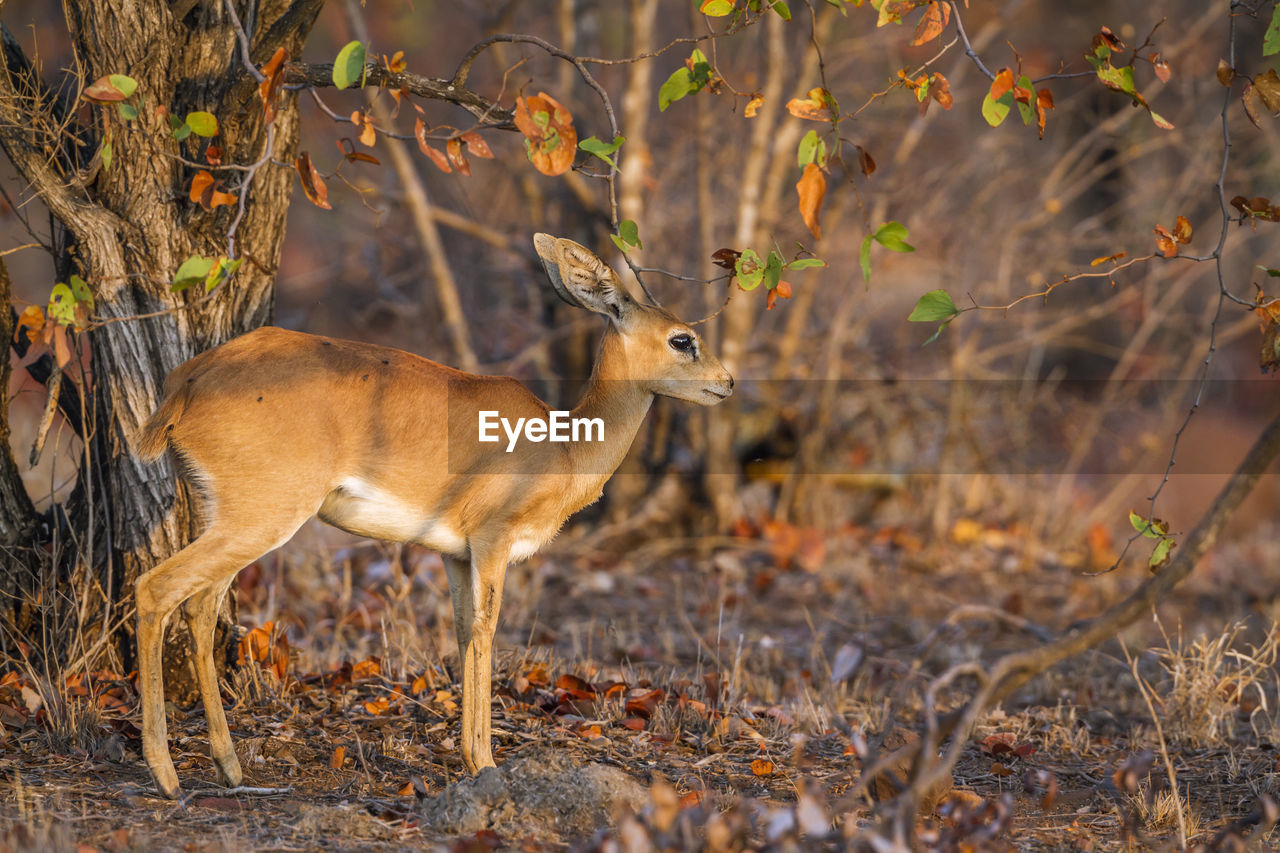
xmin=0 ymin=23 xmax=104 ymax=232
xmin=287 ymin=62 xmax=513 ymax=125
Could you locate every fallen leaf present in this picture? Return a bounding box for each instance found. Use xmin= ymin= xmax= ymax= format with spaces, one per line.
xmin=751 ymin=758 xmax=776 ymax=776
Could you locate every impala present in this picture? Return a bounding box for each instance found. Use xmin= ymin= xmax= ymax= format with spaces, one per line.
xmin=133 ymin=234 xmax=733 ymax=798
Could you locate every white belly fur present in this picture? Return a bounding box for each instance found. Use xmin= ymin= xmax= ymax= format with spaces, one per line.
xmin=319 ymin=478 xmax=468 ymax=555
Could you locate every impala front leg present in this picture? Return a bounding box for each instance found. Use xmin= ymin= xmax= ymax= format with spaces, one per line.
xmin=444 ymin=550 xmax=507 ymax=772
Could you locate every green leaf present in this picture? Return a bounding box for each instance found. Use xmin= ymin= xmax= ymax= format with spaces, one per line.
xmin=735 ymin=249 xmax=765 ymax=290
xmin=578 ymin=135 xmax=625 ymax=168
xmin=785 ymin=257 xmax=826 ymax=270
xmin=859 ymin=234 xmax=872 ymax=281
xmin=824 ymin=0 xmax=847 ymax=13
xmin=689 ymin=50 xmax=712 ymax=88
xmin=659 ymin=67 xmax=694 ymax=111
xmin=981 ymin=89 xmax=1013 ymax=127
xmin=108 ymin=74 xmax=138 ymax=98
xmin=700 ymin=0 xmax=734 ymax=15
xmin=1258 ymin=265 xmax=1280 ymax=277
xmin=1149 ymin=537 xmax=1175 ymax=569
xmin=797 ymin=129 xmax=827 ymax=167
xmin=172 ymin=255 xmax=215 ymax=291
xmin=68 ymin=274 xmax=93 ymax=310
xmin=873 ymin=221 xmax=915 ymax=253
xmin=618 ymin=219 xmax=641 ymax=250
xmin=921 ymin=320 xmax=952 ymax=345
xmin=185 ymin=111 xmax=219 ymax=137
xmin=172 ymin=123 xmax=192 ymax=142
xmin=206 ymin=257 xmax=243 ymax=292
xmin=1267 ymin=6 xmax=1280 ymax=56
xmin=48 ymin=283 xmax=76 ymax=326
xmin=1128 ymin=510 xmax=1163 ymax=539
xmin=908 ymin=289 xmax=960 ymax=323
xmin=770 ymin=0 xmax=791 ymax=20
xmin=763 ymin=250 xmax=783 ymax=291
xmin=333 ymin=41 xmax=367 ymax=90
xmin=1015 ymin=75 xmax=1035 ymax=125
xmin=100 ymin=140 xmax=112 ymax=172
xmin=117 ymin=103 xmax=138 ymax=121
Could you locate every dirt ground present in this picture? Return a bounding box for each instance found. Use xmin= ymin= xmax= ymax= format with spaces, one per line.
xmin=3 ymin=490 xmax=1280 ymax=850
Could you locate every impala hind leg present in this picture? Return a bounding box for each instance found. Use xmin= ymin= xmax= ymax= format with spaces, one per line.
xmin=136 ymin=517 xmax=309 ymax=799
xmin=185 ymin=579 xmax=241 ymax=787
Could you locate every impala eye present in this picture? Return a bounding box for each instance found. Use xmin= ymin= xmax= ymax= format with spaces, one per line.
xmin=669 ymin=333 xmax=695 ymax=353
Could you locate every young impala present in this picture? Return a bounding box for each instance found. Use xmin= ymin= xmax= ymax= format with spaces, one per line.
xmin=134 ymin=234 xmax=733 ymax=798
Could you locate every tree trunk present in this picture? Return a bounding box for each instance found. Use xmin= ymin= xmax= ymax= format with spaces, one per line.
xmin=0 ymin=0 xmax=322 ymax=694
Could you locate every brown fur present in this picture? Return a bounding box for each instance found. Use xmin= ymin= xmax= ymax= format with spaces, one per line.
xmin=133 ymin=235 xmax=734 ymax=799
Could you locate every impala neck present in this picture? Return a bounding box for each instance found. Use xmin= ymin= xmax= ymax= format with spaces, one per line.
xmin=568 ymin=327 xmax=653 ymax=482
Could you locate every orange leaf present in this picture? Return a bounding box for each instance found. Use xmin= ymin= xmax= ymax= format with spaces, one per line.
xmin=795 ymin=163 xmax=826 ymax=240
xmin=679 ymin=790 xmax=706 ymax=808
xmin=383 ymin=50 xmax=406 ymax=74
xmin=258 ymin=47 xmax=289 ymax=124
xmin=556 ymin=673 xmax=596 ymax=699
xmin=751 ymin=758 xmax=776 ymax=776
xmin=1090 ymin=251 xmax=1126 ymax=266
xmin=929 ymin=72 xmax=953 ymax=110
xmin=15 ymin=305 xmax=43 ymax=343
xmin=415 ymin=118 xmax=451 ymax=173
xmin=1152 ymin=54 xmax=1171 ymax=83
xmin=351 ymin=657 xmax=381 ymax=679
xmin=910 ymin=1 xmax=949 ymax=45
xmin=1034 ymin=87 xmax=1054 ymax=138
xmin=1153 ymin=224 xmax=1177 ymax=258
xmin=52 ymin=325 xmax=72 ymax=369
xmin=786 ymin=87 xmax=834 ymax=121
xmin=188 ymin=170 xmax=236 ymax=210
xmin=1173 ymin=214 xmax=1192 ymax=244
xmin=363 ymin=697 xmax=389 ymax=715
xmin=294 ymin=153 xmax=332 ymax=210
xmin=330 ymin=746 xmax=345 ymax=769
xmin=446 ymin=137 xmax=471 ymax=176
xmin=765 ymin=281 xmax=792 ymax=311
xmin=743 ymin=95 xmax=764 ymax=118
xmin=82 ymin=75 xmax=129 ymax=103
xmin=411 ymin=674 xmax=428 ymax=695
xmin=205 ymin=145 xmax=223 ymax=166
xmin=460 ymin=131 xmax=493 ymax=159
xmin=514 ymin=92 xmax=577 ymax=176
xmin=989 ymin=68 xmax=1014 ymax=101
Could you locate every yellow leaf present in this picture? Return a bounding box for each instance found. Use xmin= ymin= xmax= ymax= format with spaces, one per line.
xmin=744 ymin=95 xmax=764 ymax=118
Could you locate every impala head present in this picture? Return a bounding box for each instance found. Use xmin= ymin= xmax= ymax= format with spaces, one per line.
xmin=533 ymin=234 xmax=734 ymax=405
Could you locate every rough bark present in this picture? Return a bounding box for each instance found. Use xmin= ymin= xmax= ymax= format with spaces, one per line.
xmin=0 ymin=1 xmax=528 ymax=691
xmin=0 ymin=0 xmax=323 ymax=692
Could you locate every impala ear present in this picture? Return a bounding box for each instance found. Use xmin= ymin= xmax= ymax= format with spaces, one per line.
xmin=533 ymin=233 xmax=634 ymax=323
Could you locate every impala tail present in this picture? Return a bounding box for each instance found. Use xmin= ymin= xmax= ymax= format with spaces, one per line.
xmin=135 ymin=360 xmax=201 ymax=462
